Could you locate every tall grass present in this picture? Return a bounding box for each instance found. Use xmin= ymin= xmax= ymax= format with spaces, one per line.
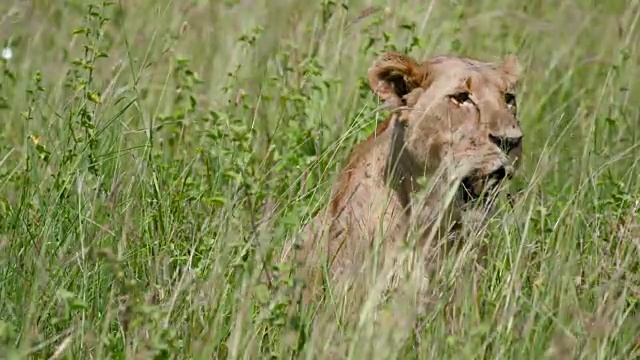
xmin=0 ymin=0 xmax=638 ymax=358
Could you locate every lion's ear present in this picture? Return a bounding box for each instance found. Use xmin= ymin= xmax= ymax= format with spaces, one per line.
xmin=368 ymin=51 xmax=427 ymax=108
xmin=500 ymin=54 xmax=521 ymax=83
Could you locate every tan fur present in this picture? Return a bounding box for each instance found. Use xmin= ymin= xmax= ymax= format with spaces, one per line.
xmin=284 ymin=51 xmax=524 ymax=303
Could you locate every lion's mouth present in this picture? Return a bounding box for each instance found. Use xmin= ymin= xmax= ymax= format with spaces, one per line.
xmin=458 ymin=166 xmax=509 ymax=206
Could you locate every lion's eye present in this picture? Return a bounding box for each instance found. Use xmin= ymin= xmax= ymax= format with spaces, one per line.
xmin=505 ymin=93 xmax=516 ymax=107
xmin=450 ymin=91 xmax=471 ymax=105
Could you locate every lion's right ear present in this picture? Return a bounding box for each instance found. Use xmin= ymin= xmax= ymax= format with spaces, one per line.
xmin=368 ymin=52 xmax=427 ymax=108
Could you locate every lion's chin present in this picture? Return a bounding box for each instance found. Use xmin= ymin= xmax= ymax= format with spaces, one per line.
xmin=458 ymin=166 xmax=509 ymax=208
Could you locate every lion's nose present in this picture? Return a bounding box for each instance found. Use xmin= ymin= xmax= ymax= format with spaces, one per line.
xmin=489 ymin=134 xmax=522 ymax=154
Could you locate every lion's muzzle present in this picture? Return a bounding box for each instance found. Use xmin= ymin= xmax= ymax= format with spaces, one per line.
xmin=459 ymin=165 xmax=509 ymax=206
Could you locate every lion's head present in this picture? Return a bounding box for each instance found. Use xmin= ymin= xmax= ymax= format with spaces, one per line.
xmin=368 ymin=51 xmax=523 ymax=208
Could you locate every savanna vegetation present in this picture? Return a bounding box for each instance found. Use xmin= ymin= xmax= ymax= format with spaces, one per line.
xmin=0 ymin=0 xmax=638 ymax=358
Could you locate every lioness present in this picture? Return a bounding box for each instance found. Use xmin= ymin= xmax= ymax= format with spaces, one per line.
xmin=285 ymin=51 xmax=523 ymax=303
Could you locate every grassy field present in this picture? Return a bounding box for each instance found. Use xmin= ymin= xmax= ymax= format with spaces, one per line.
xmin=0 ymin=0 xmax=639 ymax=358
